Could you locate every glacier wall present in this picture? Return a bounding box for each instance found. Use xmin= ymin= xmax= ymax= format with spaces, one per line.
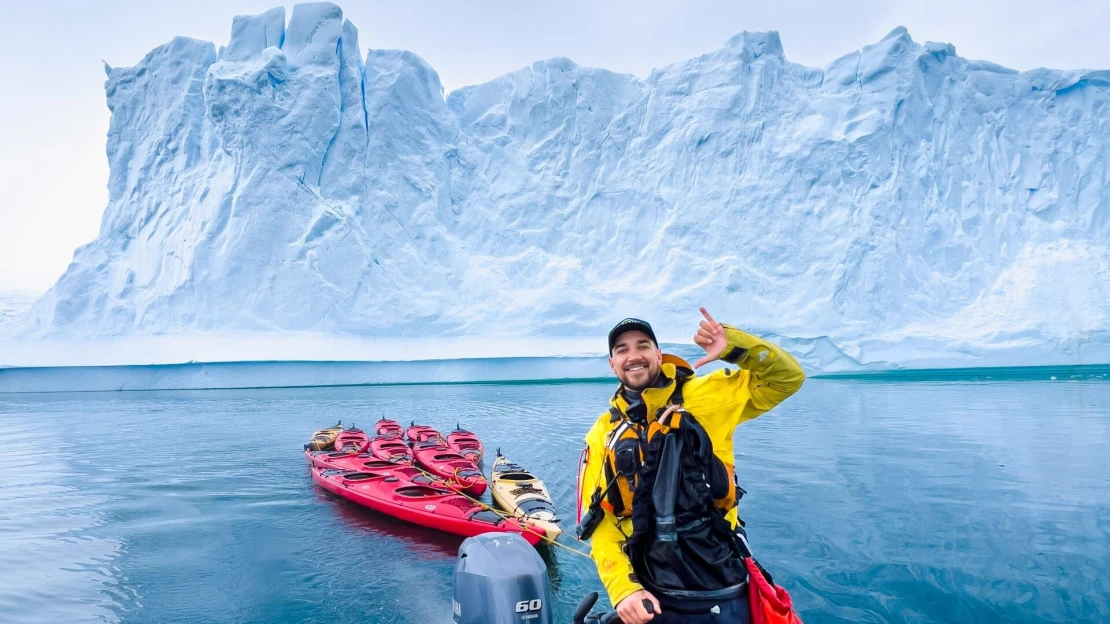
xmin=21 ymin=3 xmax=1110 ymax=370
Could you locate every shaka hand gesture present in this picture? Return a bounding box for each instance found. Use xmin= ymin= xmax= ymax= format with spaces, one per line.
xmin=693 ymin=307 xmax=727 ymax=369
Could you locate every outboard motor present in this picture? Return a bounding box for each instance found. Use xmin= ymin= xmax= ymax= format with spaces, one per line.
xmin=453 ymin=533 xmax=552 ymax=624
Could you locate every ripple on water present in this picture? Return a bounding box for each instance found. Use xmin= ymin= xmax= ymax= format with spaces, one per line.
xmin=1 ymin=378 xmax=1108 ymax=623
xmin=0 ymin=417 xmax=126 ymax=623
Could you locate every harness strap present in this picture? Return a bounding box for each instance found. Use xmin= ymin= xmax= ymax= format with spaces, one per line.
xmin=669 ymin=371 xmax=689 ymax=405
xmin=601 ymin=367 xmax=694 ymax=518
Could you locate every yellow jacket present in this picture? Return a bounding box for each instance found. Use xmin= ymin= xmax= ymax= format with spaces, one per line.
xmin=578 ymin=325 xmax=805 ymax=605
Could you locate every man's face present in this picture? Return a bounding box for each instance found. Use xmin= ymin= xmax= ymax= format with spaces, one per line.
xmin=609 ymin=330 xmax=663 ymax=391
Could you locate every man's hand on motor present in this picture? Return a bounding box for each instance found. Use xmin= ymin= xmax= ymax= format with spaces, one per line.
xmin=616 ymin=589 xmax=661 ymax=624
xmin=693 ymin=307 xmax=727 ymax=368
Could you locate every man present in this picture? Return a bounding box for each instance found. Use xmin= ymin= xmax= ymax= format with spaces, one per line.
xmin=577 ymin=308 xmax=805 ymax=623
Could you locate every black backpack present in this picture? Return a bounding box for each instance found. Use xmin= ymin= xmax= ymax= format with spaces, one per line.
xmin=625 ymin=406 xmax=749 ymax=597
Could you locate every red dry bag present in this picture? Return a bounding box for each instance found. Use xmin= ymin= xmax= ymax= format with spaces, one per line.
xmin=746 ymin=557 xmax=803 ymax=624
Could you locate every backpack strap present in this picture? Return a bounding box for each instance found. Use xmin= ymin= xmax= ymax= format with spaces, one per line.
xmin=669 ymin=369 xmax=690 ymax=406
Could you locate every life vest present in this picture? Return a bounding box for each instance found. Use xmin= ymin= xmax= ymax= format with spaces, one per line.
xmin=598 ymin=363 xmax=738 ymax=519
xmin=625 ymin=403 xmax=750 ymax=598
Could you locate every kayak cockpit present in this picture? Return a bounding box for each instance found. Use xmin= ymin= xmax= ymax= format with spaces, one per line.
xmin=496 ymin=472 xmax=533 ymax=481
xmin=395 ymin=485 xmax=449 ymax=498
xmin=432 ymin=453 xmax=468 ymax=462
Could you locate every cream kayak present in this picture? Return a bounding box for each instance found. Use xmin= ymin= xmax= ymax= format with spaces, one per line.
xmin=490 ymin=451 xmax=562 ymax=539
xmin=306 ymin=421 xmax=344 ymax=451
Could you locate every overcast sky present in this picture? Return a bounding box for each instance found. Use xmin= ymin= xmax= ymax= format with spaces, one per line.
xmin=0 ymin=0 xmax=1106 ymax=292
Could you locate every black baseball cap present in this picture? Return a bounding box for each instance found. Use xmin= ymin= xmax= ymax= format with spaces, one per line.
xmin=607 ymin=318 xmax=658 ymax=353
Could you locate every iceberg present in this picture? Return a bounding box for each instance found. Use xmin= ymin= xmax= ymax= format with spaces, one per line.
xmin=11 ymin=4 xmax=1110 ymax=375
xmin=0 ymin=291 xmax=39 ymax=339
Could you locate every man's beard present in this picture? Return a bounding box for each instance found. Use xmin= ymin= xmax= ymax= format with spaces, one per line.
xmin=619 ymin=361 xmax=660 ymax=391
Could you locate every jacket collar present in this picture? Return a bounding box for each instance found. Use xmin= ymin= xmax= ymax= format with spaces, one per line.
xmin=610 ymin=359 xmax=690 ymax=424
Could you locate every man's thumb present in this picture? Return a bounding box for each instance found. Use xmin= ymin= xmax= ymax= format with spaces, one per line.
xmin=693 ymin=355 xmax=711 ymax=369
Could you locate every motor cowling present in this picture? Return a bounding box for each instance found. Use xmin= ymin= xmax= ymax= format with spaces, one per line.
xmin=453 ymin=533 xmax=552 ymax=624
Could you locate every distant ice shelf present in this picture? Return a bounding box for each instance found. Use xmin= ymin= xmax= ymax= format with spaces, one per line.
xmin=1 ymin=356 xmax=1105 ymax=394
xmin=2 ymin=331 xmax=1108 ymax=393
xmin=0 ymin=358 xmax=613 ymax=393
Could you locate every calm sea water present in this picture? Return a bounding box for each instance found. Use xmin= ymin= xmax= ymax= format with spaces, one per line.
xmin=1 ymin=378 xmax=1107 ymax=623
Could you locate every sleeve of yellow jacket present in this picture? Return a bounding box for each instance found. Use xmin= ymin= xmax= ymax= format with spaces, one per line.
xmin=718 ymin=324 xmax=806 ymax=422
xmin=581 ymin=419 xmax=643 ymax=606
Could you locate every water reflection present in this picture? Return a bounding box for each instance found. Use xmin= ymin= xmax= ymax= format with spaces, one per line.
xmin=0 ymin=418 xmax=125 ymax=623
xmin=1 ymin=378 xmax=1107 ymax=623
xmin=313 ymin=487 xmax=461 ymax=560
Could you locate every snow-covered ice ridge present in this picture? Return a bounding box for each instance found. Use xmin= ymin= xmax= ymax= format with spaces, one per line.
xmin=19 ymin=3 xmax=1110 ymax=372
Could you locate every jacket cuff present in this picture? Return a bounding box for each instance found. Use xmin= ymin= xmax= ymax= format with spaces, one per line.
xmin=721 ymin=345 xmax=748 ymax=364
xmin=721 ymin=324 xmax=759 ymax=365
xmin=609 ymin=582 xmax=644 ymax=608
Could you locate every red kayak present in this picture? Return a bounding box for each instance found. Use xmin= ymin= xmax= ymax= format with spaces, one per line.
xmin=308 ymin=450 xmax=465 ymax=497
xmin=446 ymin=425 xmax=484 ymax=465
xmin=375 ymin=418 xmax=404 ymax=438
xmin=406 ymin=422 xmax=445 ymax=444
xmin=307 ymin=450 xmax=444 ymax=486
xmin=309 ymin=461 xmax=543 ymax=545
xmin=412 ymin=441 xmax=488 ymax=496
xmin=307 ymin=449 xmax=372 ymax=471
xmin=368 ymin=434 xmax=415 ymax=465
xmin=334 ymin=427 xmax=370 ymax=453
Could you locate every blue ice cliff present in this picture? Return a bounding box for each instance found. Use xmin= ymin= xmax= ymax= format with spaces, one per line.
xmin=20 ymin=5 xmax=1110 ymax=371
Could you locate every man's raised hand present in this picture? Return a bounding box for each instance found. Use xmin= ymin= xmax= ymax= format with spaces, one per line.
xmin=692 ymin=307 xmax=727 ymax=369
